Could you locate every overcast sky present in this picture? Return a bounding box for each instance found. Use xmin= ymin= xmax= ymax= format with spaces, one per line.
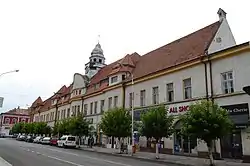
xmin=0 ymin=0 xmax=249 ymax=112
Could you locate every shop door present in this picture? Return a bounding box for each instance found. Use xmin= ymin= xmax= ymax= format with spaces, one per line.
xmin=220 ymin=130 xmax=243 ymax=159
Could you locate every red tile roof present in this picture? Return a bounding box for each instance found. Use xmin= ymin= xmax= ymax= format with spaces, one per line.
xmin=31 ymin=96 xmax=43 ymax=108
xmin=132 ymin=21 xmax=221 ymax=79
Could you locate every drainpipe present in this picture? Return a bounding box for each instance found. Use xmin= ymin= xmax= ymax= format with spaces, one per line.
xmin=202 ymin=59 xmax=209 ymax=100
xmin=206 ymin=51 xmax=218 ymax=157
xmin=81 ymin=96 xmax=84 ymax=114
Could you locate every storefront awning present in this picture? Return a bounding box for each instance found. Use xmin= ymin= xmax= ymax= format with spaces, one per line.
xmin=243 ymin=86 xmax=250 ymax=95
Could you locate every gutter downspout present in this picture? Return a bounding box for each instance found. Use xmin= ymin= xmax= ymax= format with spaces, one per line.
xmin=81 ymin=96 xmax=84 ymax=114
xmin=202 ymin=56 xmax=209 ymax=100
xmin=206 ymin=51 xmax=217 ymax=158
xmin=122 ymin=82 xmax=125 ymax=109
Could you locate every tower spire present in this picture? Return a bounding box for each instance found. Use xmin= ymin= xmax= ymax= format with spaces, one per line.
xmin=97 ymin=35 xmax=100 ymax=44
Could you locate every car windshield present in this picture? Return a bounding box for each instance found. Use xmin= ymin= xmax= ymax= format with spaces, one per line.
xmin=67 ymin=137 xmax=75 ymax=141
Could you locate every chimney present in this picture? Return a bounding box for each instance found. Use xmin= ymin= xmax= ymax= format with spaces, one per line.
xmin=217 ymin=8 xmax=227 ymax=21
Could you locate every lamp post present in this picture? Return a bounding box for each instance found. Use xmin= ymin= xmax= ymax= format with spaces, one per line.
xmin=130 ymin=73 xmax=135 ymax=156
xmin=0 ymin=70 xmax=19 ymax=77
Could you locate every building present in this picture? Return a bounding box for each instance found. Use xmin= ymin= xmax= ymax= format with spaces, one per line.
xmin=29 ymin=8 xmax=250 ymax=162
xmin=0 ymin=107 xmax=30 ymax=136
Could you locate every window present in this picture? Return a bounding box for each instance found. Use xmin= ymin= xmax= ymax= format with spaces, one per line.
xmin=111 ymin=76 xmax=118 ymax=83
xmin=99 ymin=59 xmax=102 ymax=63
xmin=77 ymin=105 xmax=80 ymax=115
xmin=57 ymin=111 xmax=60 ymax=120
xmin=108 ymin=97 xmax=112 ymax=109
xmin=94 ymin=101 xmax=98 ymax=114
xmin=114 ymin=96 xmax=118 ymax=107
xmin=90 ymin=102 xmax=93 ymax=114
xmin=152 ymin=87 xmax=159 ymax=104
xmin=183 ymin=78 xmax=192 ymax=99
xmin=84 ymin=104 xmax=88 ymax=115
xmin=46 ymin=114 xmax=50 ymax=121
xmin=79 ymin=90 xmax=81 ymax=94
xmin=122 ymin=75 xmax=126 ymax=80
xmin=67 ymin=108 xmax=70 ymax=117
xmin=129 ymin=93 xmax=134 ymax=108
xmin=100 ymin=100 xmax=105 ymax=113
xmin=221 ymin=71 xmax=234 ymax=94
xmin=94 ymin=58 xmax=96 ymax=62
xmin=4 ymin=118 xmax=10 ymax=124
xmin=12 ymin=118 xmax=17 ymax=124
xmin=166 ymin=83 xmax=174 ymax=102
xmin=140 ymin=90 xmax=146 ymax=106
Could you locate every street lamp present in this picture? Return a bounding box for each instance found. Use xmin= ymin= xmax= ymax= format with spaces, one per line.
xmin=126 ymin=72 xmax=135 ymax=156
xmin=0 ymin=70 xmax=19 ymax=77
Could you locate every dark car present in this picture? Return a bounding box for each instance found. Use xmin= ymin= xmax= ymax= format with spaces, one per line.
xmin=50 ymin=137 xmax=58 ymax=146
xmin=25 ymin=135 xmax=34 ymax=143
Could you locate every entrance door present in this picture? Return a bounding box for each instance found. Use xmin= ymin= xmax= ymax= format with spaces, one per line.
xmin=220 ymin=130 xmax=243 ymax=159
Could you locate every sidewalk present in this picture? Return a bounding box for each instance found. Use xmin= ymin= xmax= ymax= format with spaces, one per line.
xmin=79 ymin=145 xmax=249 ymax=166
xmin=0 ymin=157 xmax=11 ymax=166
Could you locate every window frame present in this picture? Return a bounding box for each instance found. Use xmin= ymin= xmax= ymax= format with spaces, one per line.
xmin=166 ymin=82 xmax=174 ymax=102
xmin=221 ymin=71 xmax=234 ymax=94
xmin=152 ymin=86 xmax=159 ymax=105
xmin=111 ymin=76 xmax=118 ymax=83
xmin=183 ymin=78 xmax=192 ymax=99
xmin=140 ymin=90 xmax=146 ymax=107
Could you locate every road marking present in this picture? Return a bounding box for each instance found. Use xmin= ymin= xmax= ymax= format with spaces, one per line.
xmin=0 ymin=156 xmax=12 ymax=166
xmin=38 ymin=147 xmax=132 ymax=166
xmin=44 ymin=155 xmax=84 ymax=166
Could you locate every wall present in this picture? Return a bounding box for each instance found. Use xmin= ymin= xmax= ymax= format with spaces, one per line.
xmin=208 ymin=19 xmax=236 ymax=54
xmin=125 ymin=63 xmax=206 ymax=108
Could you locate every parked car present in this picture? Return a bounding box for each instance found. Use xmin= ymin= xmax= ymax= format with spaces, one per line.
xmin=57 ymin=135 xmax=76 ymax=148
xmin=50 ymin=137 xmax=58 ymax=146
xmin=33 ymin=136 xmax=43 ymax=143
xmin=25 ymin=135 xmax=34 ymax=143
xmin=17 ymin=135 xmax=26 ymax=141
xmin=41 ymin=137 xmax=51 ymax=145
xmin=12 ymin=134 xmax=18 ymax=138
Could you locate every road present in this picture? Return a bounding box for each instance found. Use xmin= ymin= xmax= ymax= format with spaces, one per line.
xmin=0 ymin=138 xmax=175 ymax=166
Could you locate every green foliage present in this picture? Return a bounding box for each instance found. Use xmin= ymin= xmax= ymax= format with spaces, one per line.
xmin=141 ymin=105 xmax=174 ymax=141
xmin=100 ymin=107 xmax=131 ymax=138
xmin=11 ymin=122 xmax=51 ymax=135
xmin=68 ymin=113 xmax=90 ymax=137
xmin=11 ymin=123 xmax=22 ymax=134
xmin=58 ymin=119 xmax=70 ymax=135
xmin=181 ymin=100 xmax=233 ymax=146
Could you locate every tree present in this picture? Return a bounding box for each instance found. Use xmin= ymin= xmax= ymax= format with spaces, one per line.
xmin=68 ymin=113 xmax=90 ymax=146
xmin=141 ymin=105 xmax=174 ymax=159
xmin=58 ymin=119 xmax=70 ymax=136
xmin=12 ymin=123 xmax=22 ymax=134
xmin=181 ymin=100 xmax=233 ymax=166
xmin=25 ymin=123 xmax=35 ymax=134
xmin=100 ymin=107 xmax=131 ymax=152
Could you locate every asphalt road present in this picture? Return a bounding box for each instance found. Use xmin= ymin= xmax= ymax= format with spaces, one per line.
xmin=0 ymin=138 xmax=175 ymax=166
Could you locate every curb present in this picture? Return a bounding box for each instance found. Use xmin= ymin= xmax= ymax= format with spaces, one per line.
xmin=79 ymin=148 xmax=193 ymax=166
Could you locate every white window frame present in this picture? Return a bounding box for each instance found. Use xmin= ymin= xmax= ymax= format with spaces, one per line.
xmin=114 ymin=96 xmax=118 ymax=107
xmin=140 ymin=90 xmax=146 ymax=107
xmin=108 ymin=97 xmax=112 ymax=109
xmin=100 ymin=100 xmax=105 ymax=113
xmin=84 ymin=104 xmax=88 ymax=115
xmin=4 ymin=118 xmax=10 ymax=124
xmin=152 ymin=87 xmax=159 ymax=105
xmin=221 ymin=71 xmax=234 ymax=94
xmin=111 ymin=76 xmax=118 ymax=83
xmin=12 ymin=118 xmax=17 ymax=124
xmin=90 ymin=103 xmax=93 ymax=114
xmin=166 ymin=83 xmax=174 ymax=102
xmin=183 ymin=78 xmax=192 ymax=99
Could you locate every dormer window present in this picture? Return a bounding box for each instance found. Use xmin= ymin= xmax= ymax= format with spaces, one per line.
xmin=122 ymin=74 xmax=126 ymax=80
xmin=111 ymin=76 xmax=118 ymax=83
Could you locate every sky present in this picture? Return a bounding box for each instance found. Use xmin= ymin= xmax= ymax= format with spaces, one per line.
xmin=0 ymin=0 xmax=249 ymax=112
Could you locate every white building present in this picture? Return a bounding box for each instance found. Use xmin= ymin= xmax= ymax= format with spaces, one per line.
xmin=30 ymin=8 xmax=250 ymax=162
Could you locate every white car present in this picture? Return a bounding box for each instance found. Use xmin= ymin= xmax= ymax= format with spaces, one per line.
xmin=57 ymin=135 xmax=76 ymax=148
xmin=41 ymin=137 xmax=51 ymax=144
xmin=33 ymin=136 xmax=43 ymax=143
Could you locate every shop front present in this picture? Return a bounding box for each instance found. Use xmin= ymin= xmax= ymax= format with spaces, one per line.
xmin=220 ymin=103 xmax=249 ymax=159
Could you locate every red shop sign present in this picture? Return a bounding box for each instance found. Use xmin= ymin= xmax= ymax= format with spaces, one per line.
xmin=168 ymin=105 xmax=189 ymax=114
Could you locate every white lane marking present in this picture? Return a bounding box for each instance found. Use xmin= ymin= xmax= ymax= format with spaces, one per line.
xmin=38 ymin=146 xmax=132 ymax=166
xmin=0 ymin=156 xmax=12 ymax=166
xmin=45 ymin=155 xmax=84 ymax=166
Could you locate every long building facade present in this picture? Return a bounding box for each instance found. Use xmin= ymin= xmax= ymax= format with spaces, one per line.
xmin=29 ymin=9 xmax=250 ymax=162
